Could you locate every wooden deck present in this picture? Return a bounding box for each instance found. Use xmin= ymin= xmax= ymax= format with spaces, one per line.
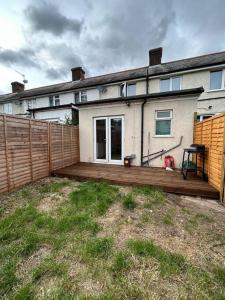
xmin=53 ymin=163 xmax=220 ymax=199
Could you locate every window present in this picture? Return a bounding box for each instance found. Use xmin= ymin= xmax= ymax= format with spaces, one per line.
xmin=155 ymin=110 xmax=172 ymax=136
xmin=160 ymin=79 xmax=170 ymax=92
xmin=3 ymin=103 xmax=12 ymax=114
xmin=49 ymin=96 xmax=54 ymax=107
xmin=210 ymin=70 xmax=224 ymax=90
xmin=120 ymin=82 xmax=136 ymax=97
xmin=49 ymin=95 xmax=60 ymax=107
xmin=55 ymin=95 xmax=60 ymax=106
xmin=81 ymin=91 xmax=87 ymax=102
xmin=27 ymin=99 xmax=36 ymax=110
xmin=160 ymin=77 xmax=181 ymax=92
xmin=74 ymin=92 xmax=80 ymax=104
xmin=74 ymin=91 xmax=87 ymax=103
xmin=127 ymin=83 xmax=136 ymax=96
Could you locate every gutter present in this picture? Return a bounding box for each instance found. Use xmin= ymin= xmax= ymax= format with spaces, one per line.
xmin=28 ymin=103 xmax=77 ymax=113
xmin=75 ymin=87 xmax=204 ymax=107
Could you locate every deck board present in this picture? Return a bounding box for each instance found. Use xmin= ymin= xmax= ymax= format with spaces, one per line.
xmin=53 ymin=163 xmax=219 ymax=199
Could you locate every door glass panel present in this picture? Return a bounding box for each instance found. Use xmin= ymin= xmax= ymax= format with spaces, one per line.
xmin=96 ymin=119 xmax=106 ymax=160
xmin=111 ymin=118 xmax=122 ymax=161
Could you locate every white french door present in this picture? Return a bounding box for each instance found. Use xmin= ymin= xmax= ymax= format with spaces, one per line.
xmin=94 ymin=116 xmax=124 ymax=164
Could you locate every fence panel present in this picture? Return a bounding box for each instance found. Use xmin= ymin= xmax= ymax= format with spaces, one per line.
xmin=0 ymin=114 xmax=79 ymax=193
xmin=193 ymin=113 xmax=225 ymax=203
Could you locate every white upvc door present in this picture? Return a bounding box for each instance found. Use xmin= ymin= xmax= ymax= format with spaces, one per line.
xmin=94 ymin=117 xmax=108 ymax=163
xmin=94 ymin=116 xmax=124 ymax=165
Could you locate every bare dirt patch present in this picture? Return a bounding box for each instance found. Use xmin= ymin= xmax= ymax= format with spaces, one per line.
xmin=16 ymin=246 xmax=52 ymax=282
xmin=36 ymin=275 xmax=60 ymax=299
xmin=98 ymin=191 xmax=225 ymax=267
xmin=79 ymin=278 xmax=103 ymax=296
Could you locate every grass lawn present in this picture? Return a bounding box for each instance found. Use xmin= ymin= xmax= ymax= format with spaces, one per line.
xmin=0 ymin=178 xmax=225 ymax=299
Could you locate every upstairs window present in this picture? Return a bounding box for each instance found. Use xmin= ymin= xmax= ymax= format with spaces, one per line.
xmin=127 ymin=83 xmax=136 ymax=96
xmin=55 ymin=95 xmax=60 ymax=106
xmin=49 ymin=95 xmax=60 ymax=107
xmin=81 ymin=91 xmax=87 ymax=102
xmin=210 ymin=70 xmax=224 ymax=90
xmin=160 ymin=77 xmax=181 ymax=92
xmin=3 ymin=103 xmax=12 ymax=114
xmin=120 ymin=82 xmax=136 ymax=97
xmin=155 ymin=110 xmax=172 ymax=136
xmin=74 ymin=90 xmax=87 ymax=103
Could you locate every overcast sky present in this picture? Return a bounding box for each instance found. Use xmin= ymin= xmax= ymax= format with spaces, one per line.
xmin=0 ymin=0 xmax=225 ymax=94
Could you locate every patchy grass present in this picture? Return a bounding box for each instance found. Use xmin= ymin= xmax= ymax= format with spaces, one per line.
xmin=0 ymin=178 xmax=225 ymax=299
xmin=122 ymin=193 xmax=137 ymax=210
xmin=81 ymin=237 xmax=113 ymax=260
xmin=128 ymin=239 xmax=186 ymax=276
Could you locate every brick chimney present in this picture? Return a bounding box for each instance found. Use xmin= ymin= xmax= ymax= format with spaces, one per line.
xmin=11 ymin=81 xmax=25 ymax=93
xmin=149 ymin=47 xmax=163 ymax=66
xmin=71 ymin=67 xmax=85 ymax=81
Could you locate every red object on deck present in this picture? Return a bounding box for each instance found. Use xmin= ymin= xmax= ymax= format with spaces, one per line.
xmin=164 ymin=155 xmax=175 ymax=169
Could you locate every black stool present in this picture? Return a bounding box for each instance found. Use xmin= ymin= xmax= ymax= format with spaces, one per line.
xmin=181 ymin=144 xmax=206 ymax=180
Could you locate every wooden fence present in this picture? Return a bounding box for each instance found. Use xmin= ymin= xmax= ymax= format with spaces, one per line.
xmin=193 ymin=112 xmax=225 ymax=203
xmin=0 ymin=114 xmax=79 ymax=193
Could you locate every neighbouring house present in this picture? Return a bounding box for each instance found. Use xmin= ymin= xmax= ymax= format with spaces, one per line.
xmin=28 ymin=103 xmax=79 ymax=124
xmin=0 ymin=48 xmax=225 ymax=167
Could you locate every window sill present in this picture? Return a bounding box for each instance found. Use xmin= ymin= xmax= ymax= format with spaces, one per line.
xmin=207 ymin=89 xmax=225 ymax=93
xmin=153 ymin=135 xmax=174 ymax=138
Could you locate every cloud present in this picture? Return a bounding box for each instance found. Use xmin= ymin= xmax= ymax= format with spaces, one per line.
xmin=81 ymin=0 xmax=176 ymax=74
xmin=24 ymin=1 xmax=84 ymax=36
xmin=0 ymin=47 xmax=39 ymax=68
xmin=43 ymin=43 xmax=84 ymax=80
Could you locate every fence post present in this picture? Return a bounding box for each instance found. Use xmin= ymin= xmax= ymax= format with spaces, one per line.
xmin=70 ymin=126 xmax=73 ymax=164
xmin=48 ymin=122 xmax=52 ymax=173
xmin=220 ymin=117 xmax=225 ymax=204
xmin=61 ymin=125 xmax=64 ymax=168
xmin=29 ymin=119 xmax=34 ymax=181
xmin=3 ymin=115 xmax=10 ymax=192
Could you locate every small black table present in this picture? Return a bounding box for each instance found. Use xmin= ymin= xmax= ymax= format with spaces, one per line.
xmin=181 ymin=144 xmax=206 ymax=180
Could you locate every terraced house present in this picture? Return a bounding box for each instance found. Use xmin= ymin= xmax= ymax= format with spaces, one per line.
xmin=1 ymin=48 xmax=225 ymax=168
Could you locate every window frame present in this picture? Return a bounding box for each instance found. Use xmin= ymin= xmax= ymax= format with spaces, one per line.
xmin=126 ymin=83 xmax=136 ymax=97
xmin=74 ymin=90 xmax=87 ymax=103
xmin=119 ymin=82 xmax=136 ymax=97
xmin=3 ymin=102 xmax=12 ymax=114
xmin=49 ymin=95 xmax=60 ymax=107
xmin=155 ymin=109 xmax=173 ymax=137
xmin=160 ymin=77 xmax=181 ymax=92
xmin=209 ymin=69 xmax=225 ymax=91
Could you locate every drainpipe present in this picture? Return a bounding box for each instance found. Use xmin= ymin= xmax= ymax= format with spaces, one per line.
xmin=140 ymin=68 xmax=149 ymax=166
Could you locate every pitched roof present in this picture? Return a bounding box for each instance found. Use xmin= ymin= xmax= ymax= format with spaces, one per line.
xmin=0 ymin=50 xmax=225 ymax=102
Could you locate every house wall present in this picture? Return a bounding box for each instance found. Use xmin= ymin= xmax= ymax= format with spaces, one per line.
xmin=79 ymin=102 xmax=142 ymax=166
xmin=79 ymin=95 xmax=197 ymax=168
xmin=148 ymin=69 xmax=225 ymax=115
xmin=33 ymin=108 xmax=72 ymax=123
xmin=0 ymin=101 xmax=24 ymax=115
xmin=143 ymin=96 xmax=197 ymax=168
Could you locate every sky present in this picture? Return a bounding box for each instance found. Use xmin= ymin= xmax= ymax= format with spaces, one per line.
xmin=0 ymin=0 xmax=225 ymax=94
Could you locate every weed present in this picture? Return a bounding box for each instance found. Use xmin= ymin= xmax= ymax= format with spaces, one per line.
xmin=122 ymin=194 xmax=137 ymax=210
